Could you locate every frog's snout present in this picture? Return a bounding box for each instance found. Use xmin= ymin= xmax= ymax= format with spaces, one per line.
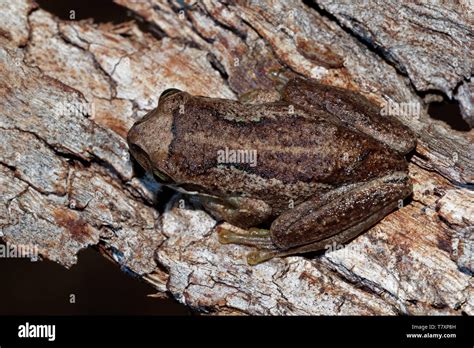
xmin=127 ymin=124 xmax=152 ymax=172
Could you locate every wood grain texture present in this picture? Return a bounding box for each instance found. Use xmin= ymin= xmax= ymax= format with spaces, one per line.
xmin=0 ymin=0 xmax=472 ymax=315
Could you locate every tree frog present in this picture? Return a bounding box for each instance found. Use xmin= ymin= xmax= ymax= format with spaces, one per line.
xmin=127 ymin=77 xmax=416 ymax=265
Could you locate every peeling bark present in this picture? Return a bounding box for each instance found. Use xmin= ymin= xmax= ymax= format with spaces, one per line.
xmin=0 ymin=0 xmax=36 ymax=46
xmin=0 ymin=0 xmax=472 ymax=315
xmin=313 ymin=1 xmax=473 ymax=97
xmin=313 ymin=0 xmax=474 ymax=128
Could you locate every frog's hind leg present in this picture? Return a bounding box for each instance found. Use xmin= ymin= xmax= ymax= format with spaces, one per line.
xmin=265 ymin=171 xmax=412 ymax=263
xmin=233 ymin=170 xmax=411 ymax=265
xmin=245 ymin=195 xmax=403 ymax=265
xmin=213 ymin=172 xmax=412 ymax=266
xmin=244 ymin=229 xmax=354 ymax=265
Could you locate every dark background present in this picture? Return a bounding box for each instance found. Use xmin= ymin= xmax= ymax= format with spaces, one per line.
xmin=0 ymin=0 xmax=469 ymax=316
xmin=0 ymin=246 xmax=189 ymax=315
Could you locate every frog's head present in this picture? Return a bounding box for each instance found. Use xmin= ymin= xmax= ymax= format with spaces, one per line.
xmin=127 ymin=88 xmax=187 ymax=184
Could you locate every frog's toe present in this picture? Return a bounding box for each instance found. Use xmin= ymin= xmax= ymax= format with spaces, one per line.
xmin=246 ymin=250 xmax=280 ymax=265
xmin=216 ymin=224 xmax=297 ymax=265
xmin=216 ymin=224 xmax=274 ymax=249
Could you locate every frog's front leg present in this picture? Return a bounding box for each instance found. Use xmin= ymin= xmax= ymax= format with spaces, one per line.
xmin=218 ymin=171 xmax=412 ymax=265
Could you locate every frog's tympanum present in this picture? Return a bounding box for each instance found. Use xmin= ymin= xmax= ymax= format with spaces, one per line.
xmin=127 ymin=77 xmax=416 ymax=265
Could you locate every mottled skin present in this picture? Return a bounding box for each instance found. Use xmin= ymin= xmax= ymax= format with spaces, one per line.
xmin=127 ymin=77 xmax=416 ymax=264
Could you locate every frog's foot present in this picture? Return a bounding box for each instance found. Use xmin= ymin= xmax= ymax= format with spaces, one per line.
xmin=246 ymin=249 xmax=281 ymax=265
xmin=217 ymin=224 xmax=274 ymax=249
xmin=217 ymin=223 xmax=301 ymax=265
xmin=217 ymin=224 xmax=288 ymax=265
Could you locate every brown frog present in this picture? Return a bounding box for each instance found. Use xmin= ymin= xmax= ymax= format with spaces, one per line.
xmin=127 ymin=77 xmax=416 ymax=265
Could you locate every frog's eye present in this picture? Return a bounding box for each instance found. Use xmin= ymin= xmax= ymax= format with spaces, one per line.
xmin=159 ymin=88 xmax=181 ymax=102
xmin=153 ymin=169 xmax=173 ymax=184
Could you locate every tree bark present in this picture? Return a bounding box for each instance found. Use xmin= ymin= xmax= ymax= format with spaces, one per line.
xmin=0 ymin=0 xmax=472 ymax=315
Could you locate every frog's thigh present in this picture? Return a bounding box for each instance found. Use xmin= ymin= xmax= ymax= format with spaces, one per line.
xmin=270 ymin=171 xmax=412 ymax=254
xmin=200 ymin=195 xmax=272 ymax=229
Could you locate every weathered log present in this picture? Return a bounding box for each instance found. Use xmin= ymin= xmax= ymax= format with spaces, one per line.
xmin=0 ymin=0 xmax=472 ymax=315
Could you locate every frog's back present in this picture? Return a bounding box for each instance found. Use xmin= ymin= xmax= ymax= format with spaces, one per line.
xmin=165 ymin=95 xmax=407 ymax=200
